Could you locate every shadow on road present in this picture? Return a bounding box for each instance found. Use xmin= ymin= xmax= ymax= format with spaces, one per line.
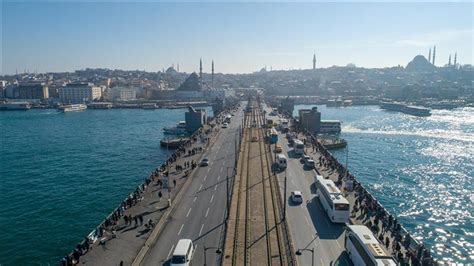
xmin=305 ymin=196 xmax=344 ymax=240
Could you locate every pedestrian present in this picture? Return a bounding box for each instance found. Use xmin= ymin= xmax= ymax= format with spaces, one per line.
xmin=173 ymin=179 xmax=177 ymax=187
xmin=139 ymin=215 xmax=143 ymax=226
xmin=385 ymin=236 xmax=390 ymax=249
xmin=134 ymin=215 xmax=138 ymax=227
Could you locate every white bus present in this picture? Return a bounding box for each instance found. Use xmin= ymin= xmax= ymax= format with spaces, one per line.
xmin=314 ymin=175 xmax=350 ymax=223
xmin=293 ymin=139 xmax=305 ymax=155
xmin=345 ymin=225 xmax=397 ymax=266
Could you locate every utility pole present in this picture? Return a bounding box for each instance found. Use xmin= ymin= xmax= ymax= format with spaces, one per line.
xmin=283 ymin=168 xmax=287 ymax=221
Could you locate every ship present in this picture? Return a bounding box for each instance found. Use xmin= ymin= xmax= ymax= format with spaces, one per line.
xmin=58 ymin=104 xmax=87 ymax=112
xmin=142 ymin=103 xmax=160 ymax=109
xmin=163 ymin=121 xmax=187 ymax=135
xmin=320 ymin=120 xmax=342 ymax=134
xmin=87 ymin=102 xmax=113 ymax=109
xmin=160 ymin=138 xmax=188 ymax=149
xmin=380 ymin=102 xmax=431 ymax=117
xmin=326 ymin=99 xmax=343 ymax=107
xmin=0 ymin=102 xmax=32 ymax=110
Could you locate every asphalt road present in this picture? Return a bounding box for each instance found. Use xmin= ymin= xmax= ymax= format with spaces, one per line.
xmin=142 ymin=107 xmax=244 ymax=266
xmin=265 ymin=106 xmax=353 ymax=266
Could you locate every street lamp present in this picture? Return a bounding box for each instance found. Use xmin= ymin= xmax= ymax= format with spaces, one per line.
xmin=204 ymin=245 xmax=222 ymax=266
xmin=296 ymin=248 xmax=315 ymax=266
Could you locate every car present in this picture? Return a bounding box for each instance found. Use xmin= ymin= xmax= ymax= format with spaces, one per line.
xmin=301 ymin=155 xmax=311 ymax=163
xmin=305 ymin=159 xmax=315 ymax=169
xmin=200 ymin=158 xmax=209 ymax=167
xmin=291 ymin=191 xmax=303 ymax=204
xmin=222 ymin=123 xmax=228 ymax=128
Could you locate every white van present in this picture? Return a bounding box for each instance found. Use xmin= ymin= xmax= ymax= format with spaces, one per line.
xmin=171 ymin=239 xmax=195 ymax=266
xmin=276 ymin=154 xmax=287 ymax=169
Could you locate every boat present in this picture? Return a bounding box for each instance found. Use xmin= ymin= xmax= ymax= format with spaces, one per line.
xmin=163 ymin=121 xmax=187 ymax=135
xmin=87 ymin=102 xmax=113 ymax=109
xmin=380 ymin=101 xmax=405 ymax=112
xmin=58 ymin=104 xmax=87 ymax=112
xmin=402 ymin=106 xmax=431 ymax=117
xmin=343 ymin=100 xmax=352 ymax=107
xmin=160 ymin=138 xmax=188 ymax=149
xmin=319 ymin=138 xmax=347 ymax=149
xmin=0 ymin=102 xmax=32 ymax=110
xmin=320 ymin=120 xmax=341 ymax=134
xmin=326 ymin=99 xmax=343 ymax=107
xmin=142 ymin=103 xmax=159 ymax=109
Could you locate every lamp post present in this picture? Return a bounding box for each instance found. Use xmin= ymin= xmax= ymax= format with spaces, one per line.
xmin=296 ymin=248 xmax=314 ymax=266
xmin=226 ymin=167 xmax=235 ymax=221
xmin=204 ymin=245 xmax=222 ymax=266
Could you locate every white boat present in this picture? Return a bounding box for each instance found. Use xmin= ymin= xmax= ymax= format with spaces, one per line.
xmin=163 ymin=121 xmax=187 ymax=135
xmin=58 ymin=104 xmax=87 ymax=112
xmin=320 ymin=120 xmax=341 ymax=133
xmin=0 ymin=102 xmax=31 ymax=110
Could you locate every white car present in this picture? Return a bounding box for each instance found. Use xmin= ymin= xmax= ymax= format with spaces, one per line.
xmin=305 ymin=159 xmax=315 ymax=169
xmin=291 ymin=191 xmax=303 ymax=204
xmin=222 ymin=123 xmax=229 ymax=128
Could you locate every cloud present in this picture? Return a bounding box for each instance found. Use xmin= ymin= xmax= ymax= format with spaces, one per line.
xmin=393 ymin=29 xmax=473 ymax=47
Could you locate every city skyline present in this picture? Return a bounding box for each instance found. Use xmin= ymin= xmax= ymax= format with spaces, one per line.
xmin=2 ymin=1 xmax=473 ymax=75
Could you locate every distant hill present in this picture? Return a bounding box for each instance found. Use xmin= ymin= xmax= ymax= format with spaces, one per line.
xmin=406 ymin=55 xmax=436 ymax=72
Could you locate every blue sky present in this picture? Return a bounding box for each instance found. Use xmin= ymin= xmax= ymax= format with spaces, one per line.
xmin=1 ymin=1 xmax=473 ymax=74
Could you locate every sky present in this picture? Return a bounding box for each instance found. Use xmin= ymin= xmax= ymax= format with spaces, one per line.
xmin=1 ymin=1 xmax=473 ymax=75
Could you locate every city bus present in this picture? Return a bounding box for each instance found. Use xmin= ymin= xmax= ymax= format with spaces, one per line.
xmin=345 ymin=225 xmax=397 ymax=266
xmin=293 ymin=139 xmax=305 ymax=155
xmin=269 ymin=127 xmax=278 ymax=144
xmin=314 ymin=175 xmax=350 ymax=223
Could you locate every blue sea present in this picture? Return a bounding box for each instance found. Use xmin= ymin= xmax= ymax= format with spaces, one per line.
xmin=0 ymin=107 xmax=212 ymax=265
xmin=294 ymin=105 xmax=473 ymax=264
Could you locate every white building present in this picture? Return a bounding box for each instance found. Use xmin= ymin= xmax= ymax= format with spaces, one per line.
xmin=106 ymin=87 xmax=137 ymax=101
xmin=59 ymin=83 xmax=102 ymax=103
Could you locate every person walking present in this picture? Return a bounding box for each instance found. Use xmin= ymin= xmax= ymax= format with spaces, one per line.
xmin=139 ymin=215 xmax=143 ymax=226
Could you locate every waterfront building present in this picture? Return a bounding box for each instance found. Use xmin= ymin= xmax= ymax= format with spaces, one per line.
xmin=107 ymin=87 xmax=137 ymax=101
xmin=298 ymin=107 xmax=321 ymax=134
xmin=0 ymin=81 xmax=6 ymax=98
xmin=185 ymin=106 xmax=207 ymax=133
xmin=59 ymin=83 xmax=102 ymax=103
xmin=13 ymin=83 xmax=49 ymax=99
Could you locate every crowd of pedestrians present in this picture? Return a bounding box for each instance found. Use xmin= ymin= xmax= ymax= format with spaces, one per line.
xmin=283 ymin=114 xmax=437 ymax=266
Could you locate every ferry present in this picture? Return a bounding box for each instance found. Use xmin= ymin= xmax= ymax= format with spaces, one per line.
xmin=326 ymin=99 xmax=344 ymax=107
xmin=163 ymin=121 xmax=187 ymax=135
xmin=142 ymin=103 xmax=160 ymax=109
xmin=0 ymin=102 xmax=32 ymax=110
xmin=380 ymin=102 xmax=431 ymax=117
xmin=320 ymin=120 xmax=341 ymax=134
xmin=380 ymin=101 xmax=405 ymax=112
xmin=58 ymin=104 xmax=87 ymax=112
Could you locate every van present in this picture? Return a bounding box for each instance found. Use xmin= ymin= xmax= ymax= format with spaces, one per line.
xmin=276 ymin=154 xmax=287 ymax=169
xmin=171 ymin=239 xmax=194 ymax=266
xmin=275 ymin=143 xmax=282 ymax=153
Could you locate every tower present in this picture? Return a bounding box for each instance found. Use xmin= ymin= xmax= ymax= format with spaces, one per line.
xmin=313 ymin=54 xmax=316 ymax=69
xmin=428 ymin=48 xmax=431 ymax=63
xmin=432 ymin=46 xmax=436 ymax=65
xmin=448 ymin=54 xmax=452 ymax=66
xmin=177 ymin=63 xmax=180 ymax=72
xmin=211 ymin=60 xmax=214 ymax=88
xmin=199 ymin=58 xmax=203 ymax=78
xmin=454 ymin=52 xmax=457 ymax=68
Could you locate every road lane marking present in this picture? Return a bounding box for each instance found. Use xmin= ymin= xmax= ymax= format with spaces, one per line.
xmin=214 ymin=184 xmax=218 ymax=191
xmin=193 ymin=196 xmax=197 ymax=202
xmin=178 ymin=224 xmax=184 ymax=235
xmin=210 ymin=194 xmax=214 ymax=203
xmin=205 ymin=207 xmax=210 ymax=217
xmin=167 ymin=244 xmax=175 ymax=259
xmin=220 ymin=166 xmax=223 ymax=172
xmin=207 ymin=168 xmax=211 ymax=173
xmin=199 ymin=224 xmax=204 ymax=236
xmin=199 ymin=183 xmax=203 ymax=190
xmin=203 ymin=174 xmax=207 ymax=181
xmin=186 ymin=208 xmax=192 ymax=218
xmin=217 ymin=175 xmax=221 ymax=181
xmin=305 ymin=216 xmax=311 ymax=226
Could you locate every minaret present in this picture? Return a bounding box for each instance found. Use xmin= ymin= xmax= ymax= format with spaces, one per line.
xmin=432 ymin=46 xmax=436 ymax=65
xmin=428 ymin=48 xmax=431 ymax=63
xmin=211 ymin=60 xmax=214 ymax=88
xmin=454 ymin=52 xmax=457 ymax=68
xmin=199 ymin=58 xmax=203 ymax=78
xmin=448 ymin=54 xmax=452 ymax=66
xmin=177 ymin=63 xmax=180 ymax=72
xmin=313 ymin=54 xmax=316 ymax=69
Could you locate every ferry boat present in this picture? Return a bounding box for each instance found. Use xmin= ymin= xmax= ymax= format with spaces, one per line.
xmin=320 ymin=120 xmax=342 ymax=134
xmin=160 ymin=138 xmax=188 ymax=149
xmin=0 ymin=102 xmax=32 ymax=110
xmin=142 ymin=103 xmax=160 ymax=109
xmin=87 ymin=102 xmax=113 ymax=109
xmin=163 ymin=121 xmax=187 ymax=135
xmin=326 ymin=99 xmax=344 ymax=107
xmin=380 ymin=101 xmax=405 ymax=112
xmin=58 ymin=104 xmax=87 ymax=112
xmin=380 ymin=102 xmax=431 ymax=117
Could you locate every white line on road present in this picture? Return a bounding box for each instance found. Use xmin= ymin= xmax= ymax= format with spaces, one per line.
xmin=199 ymin=224 xmax=204 ymax=236
xmin=205 ymin=207 xmax=210 ymax=217
xmin=178 ymin=224 xmax=184 ymax=235
xmin=203 ymin=175 xmax=207 ymax=181
xmin=305 ymin=216 xmax=311 ymax=226
xmin=214 ymin=184 xmax=218 ymax=191
xmin=217 ymin=175 xmax=221 ymax=181
xmin=167 ymin=244 xmax=175 ymax=259
xmin=220 ymin=166 xmax=223 ymax=172
xmin=193 ymin=196 xmax=197 ymax=203
xmin=186 ymin=208 xmax=192 ymax=218
xmin=199 ymin=183 xmax=203 ymax=190
xmin=210 ymin=194 xmax=214 ymax=203
xmin=207 ymin=168 xmax=211 ymax=173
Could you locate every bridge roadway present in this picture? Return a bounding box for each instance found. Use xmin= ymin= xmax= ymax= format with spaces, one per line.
xmin=265 ymin=105 xmax=352 ymax=266
xmin=141 ymin=106 xmax=244 ymax=266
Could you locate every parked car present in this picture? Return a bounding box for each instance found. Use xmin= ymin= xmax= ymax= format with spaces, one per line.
xmin=291 ymin=191 xmax=303 ymax=204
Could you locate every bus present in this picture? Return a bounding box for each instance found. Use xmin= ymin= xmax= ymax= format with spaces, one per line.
xmin=345 ymin=225 xmax=397 ymax=266
xmin=314 ymin=175 xmax=350 ymax=223
xmin=269 ymin=127 xmax=278 ymax=144
xmin=293 ymin=139 xmax=305 ymax=155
